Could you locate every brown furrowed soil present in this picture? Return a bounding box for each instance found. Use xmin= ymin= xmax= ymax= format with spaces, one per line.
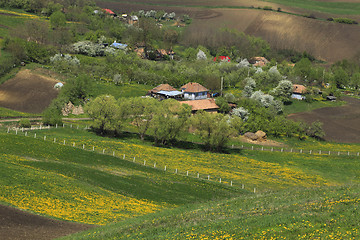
xmin=0 ymin=204 xmax=94 ymax=240
xmin=0 ymin=69 xmax=61 ymax=114
xmin=97 ymin=1 xmax=360 ymax=62
xmin=288 ymin=96 xmax=360 ymax=143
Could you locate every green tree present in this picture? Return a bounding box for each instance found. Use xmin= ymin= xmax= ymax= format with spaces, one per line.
xmin=50 ymin=11 xmax=66 ymax=29
xmin=191 ymin=111 xmax=233 ymax=152
xmin=333 ymin=67 xmax=349 ymax=88
xmin=42 ymin=98 xmax=64 ymax=126
xmin=60 ymin=75 xmax=93 ymax=105
xmin=270 ymin=80 xmax=293 ymax=103
xmin=215 ymin=97 xmax=231 ymax=113
xmin=151 ymin=99 xmax=191 ymax=145
xmin=350 ymin=72 xmax=360 ymax=90
xmin=306 ymin=121 xmax=325 ymax=140
xmin=126 ymin=97 xmax=159 ymax=140
xmin=85 ymin=95 xmax=123 ymax=135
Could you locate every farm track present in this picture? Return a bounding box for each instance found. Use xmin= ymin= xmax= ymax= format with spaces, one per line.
xmin=0 ymin=204 xmax=94 ymax=240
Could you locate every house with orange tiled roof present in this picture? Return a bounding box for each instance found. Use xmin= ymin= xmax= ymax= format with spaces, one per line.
xmin=250 ymin=57 xmax=269 ymax=67
xmin=292 ymin=84 xmax=307 ymax=100
xmin=181 ymin=82 xmax=208 ymax=100
xmin=180 ymin=99 xmax=219 ymax=113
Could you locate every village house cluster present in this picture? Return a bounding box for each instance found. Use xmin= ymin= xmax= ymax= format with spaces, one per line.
xmin=147 ymin=82 xmax=220 ymax=113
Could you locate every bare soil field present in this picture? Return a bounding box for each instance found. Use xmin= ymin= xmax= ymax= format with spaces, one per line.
xmin=288 ymin=97 xmax=360 ymax=143
xmin=0 ymin=69 xmax=61 ymax=114
xmin=97 ymin=1 xmax=360 ymax=62
xmin=0 ymin=204 xmax=94 ymax=240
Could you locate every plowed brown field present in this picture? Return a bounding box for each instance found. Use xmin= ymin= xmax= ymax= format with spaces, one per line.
xmin=0 ymin=204 xmax=94 ymax=240
xmin=0 ymin=69 xmax=61 ymax=114
xmin=96 ymin=1 xmax=360 ymax=62
xmin=288 ymin=96 xmax=360 ymax=143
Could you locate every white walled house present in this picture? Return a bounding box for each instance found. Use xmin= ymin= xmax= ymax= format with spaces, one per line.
xmin=181 ymin=82 xmax=208 ymax=100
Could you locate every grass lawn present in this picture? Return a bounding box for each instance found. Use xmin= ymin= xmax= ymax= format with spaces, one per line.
xmin=283 ymin=99 xmax=345 ymax=115
xmin=261 ymin=0 xmax=360 ymax=15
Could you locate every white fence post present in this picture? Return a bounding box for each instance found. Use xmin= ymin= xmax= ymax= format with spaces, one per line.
xmin=186 ymin=171 xmax=189 ymax=176
xmin=197 ymin=173 xmax=199 ymax=178
xmin=34 ymin=133 xmax=36 ymax=138
xmin=219 ymin=178 xmax=221 ymax=183
xmin=230 ymin=181 xmax=233 ymax=186
xmin=154 ymin=163 xmax=156 ymax=168
xmin=54 ymin=138 xmax=56 ymax=143
xmin=144 ymin=160 xmax=146 ymax=165
xmin=164 ymin=166 xmax=166 ymax=171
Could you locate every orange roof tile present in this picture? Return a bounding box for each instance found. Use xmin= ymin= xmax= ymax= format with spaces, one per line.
xmin=181 ymin=82 xmax=208 ymax=93
xmin=293 ymin=84 xmax=307 ymax=94
xmin=149 ymin=84 xmax=177 ymax=93
xmin=180 ymin=99 xmax=219 ymax=111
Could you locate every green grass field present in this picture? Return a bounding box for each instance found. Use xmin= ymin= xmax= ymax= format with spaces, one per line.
xmin=61 ymin=184 xmax=360 ymax=239
xmin=262 ymin=0 xmax=360 ymax=15
xmin=1 ymin=121 xmax=360 ymax=238
xmin=0 ymin=131 xmax=240 ymax=225
xmin=283 ymin=99 xmax=345 ymax=115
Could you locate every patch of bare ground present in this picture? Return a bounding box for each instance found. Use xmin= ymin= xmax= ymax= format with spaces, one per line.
xmin=0 ymin=204 xmax=95 ymax=240
xmin=288 ymin=96 xmax=360 ymax=143
xmin=237 ymin=136 xmax=287 ymax=147
xmin=0 ymin=69 xmax=61 ymax=113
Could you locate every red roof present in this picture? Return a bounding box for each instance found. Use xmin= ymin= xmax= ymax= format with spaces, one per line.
xmin=181 ymin=82 xmax=208 ymax=93
xmin=213 ymin=56 xmax=231 ymax=62
xmin=180 ymin=99 xmax=219 ymax=111
xmin=103 ymin=9 xmax=115 ymax=15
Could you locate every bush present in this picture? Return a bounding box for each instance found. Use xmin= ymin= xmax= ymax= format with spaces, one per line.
xmin=263 ymin=6 xmax=272 ymax=11
xmin=333 ymin=18 xmax=358 ymax=25
xmin=19 ymin=118 xmax=31 ymax=128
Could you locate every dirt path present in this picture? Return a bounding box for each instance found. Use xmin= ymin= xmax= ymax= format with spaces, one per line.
xmin=0 ymin=204 xmax=95 ymax=240
xmin=288 ymin=97 xmax=360 ymax=143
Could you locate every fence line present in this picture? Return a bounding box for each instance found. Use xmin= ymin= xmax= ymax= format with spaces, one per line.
xmin=6 ymin=128 xmax=252 ymax=193
xmin=4 ymin=124 xmax=360 ymax=192
xmin=8 ymin=124 xmax=360 ymax=157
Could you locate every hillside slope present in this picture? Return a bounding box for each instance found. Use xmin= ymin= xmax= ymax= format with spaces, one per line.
xmin=97 ymin=1 xmax=360 ymax=62
xmin=61 ymin=184 xmax=360 ymax=239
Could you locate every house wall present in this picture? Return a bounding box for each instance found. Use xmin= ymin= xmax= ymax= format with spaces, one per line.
xmin=184 ymin=92 xmax=207 ymax=100
xmin=291 ymin=93 xmax=305 ymax=100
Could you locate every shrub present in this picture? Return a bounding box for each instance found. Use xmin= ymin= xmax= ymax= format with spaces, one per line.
xmin=333 ymin=18 xmax=358 ymax=24
xmin=19 ymin=118 xmax=31 ymax=128
xmin=263 ymin=6 xmax=272 ymax=11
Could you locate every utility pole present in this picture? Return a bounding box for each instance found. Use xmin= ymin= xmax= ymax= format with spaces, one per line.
xmin=221 ymin=76 xmax=224 ymax=96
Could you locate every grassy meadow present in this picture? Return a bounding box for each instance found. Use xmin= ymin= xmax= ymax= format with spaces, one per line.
xmin=6 ymin=126 xmax=360 ymax=191
xmin=1 ymin=118 xmax=360 ymax=238
xmin=0 ymin=131 xmax=241 ymax=225
xmin=60 ymin=184 xmax=360 ymax=239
